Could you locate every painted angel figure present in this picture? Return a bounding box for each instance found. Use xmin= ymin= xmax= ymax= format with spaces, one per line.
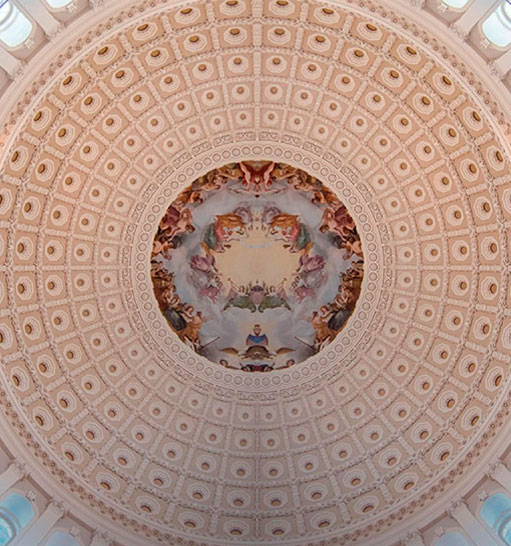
xmin=159 ymin=205 xmax=195 ymax=240
xmin=258 ymin=279 xmax=292 ymax=312
xmin=268 ymin=213 xmax=313 ymax=253
xmin=202 ymin=213 xmax=246 ymax=253
xmin=223 ymin=279 xmax=257 ymax=313
xmin=309 ymin=310 xmax=336 ymax=350
xmin=319 ymin=205 xmax=356 ymax=240
xmin=239 ymin=161 xmax=276 ymax=192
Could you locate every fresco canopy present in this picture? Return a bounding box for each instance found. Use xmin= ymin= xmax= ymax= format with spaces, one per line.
xmin=151 ymin=162 xmax=364 ymax=371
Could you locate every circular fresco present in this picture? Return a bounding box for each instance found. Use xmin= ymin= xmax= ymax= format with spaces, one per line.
xmin=151 ymin=162 xmax=364 ymax=371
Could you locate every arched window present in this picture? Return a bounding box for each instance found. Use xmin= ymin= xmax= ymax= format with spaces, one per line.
xmin=481 ymin=493 xmax=511 ymax=544
xmin=482 ymin=0 xmax=511 ymax=48
xmin=435 ymin=531 xmax=471 ymax=546
xmin=44 ymin=0 xmax=74 ymax=8
xmin=0 ymin=1 xmax=33 ymax=48
xmin=442 ymin=0 xmax=470 ymax=9
xmin=0 ymin=493 xmax=34 ymax=545
xmin=46 ymin=531 xmax=79 ymax=546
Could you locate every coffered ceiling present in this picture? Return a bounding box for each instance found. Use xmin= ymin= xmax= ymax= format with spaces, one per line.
xmin=0 ymin=1 xmax=510 ymax=545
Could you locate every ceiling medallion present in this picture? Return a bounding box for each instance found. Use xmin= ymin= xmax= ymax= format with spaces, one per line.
xmin=151 ymin=161 xmax=364 ymax=371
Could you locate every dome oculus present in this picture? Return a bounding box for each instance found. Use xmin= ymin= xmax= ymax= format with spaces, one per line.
xmin=151 ymin=162 xmax=364 ymax=371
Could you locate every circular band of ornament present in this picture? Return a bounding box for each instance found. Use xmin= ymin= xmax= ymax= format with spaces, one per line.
xmin=0 ymin=0 xmax=509 ymax=545
xmin=133 ymin=144 xmax=385 ymax=390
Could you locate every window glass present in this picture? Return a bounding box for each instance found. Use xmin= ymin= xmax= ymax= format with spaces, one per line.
xmin=442 ymin=0 xmax=470 ymax=8
xmin=45 ymin=0 xmax=74 ymax=7
xmin=503 ymin=519 xmax=511 ymax=545
xmin=0 ymin=1 xmax=33 ymax=48
xmin=0 ymin=494 xmax=34 ymax=528
xmin=46 ymin=531 xmax=79 ymax=546
xmin=0 ymin=494 xmax=35 ymax=545
xmin=0 ymin=519 xmax=14 ymax=546
xmin=481 ymin=493 xmax=511 ymax=544
xmin=482 ymin=1 xmax=511 ymax=47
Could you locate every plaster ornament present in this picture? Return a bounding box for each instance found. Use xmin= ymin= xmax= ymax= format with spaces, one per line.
xmin=0 ymin=1 xmax=509 ymax=545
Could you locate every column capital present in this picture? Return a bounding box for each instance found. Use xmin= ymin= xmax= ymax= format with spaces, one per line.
xmin=488 ymin=61 xmax=506 ymax=80
xmin=17 ymin=498 xmax=66 ymax=546
xmin=401 ymin=531 xmax=425 ymax=546
xmin=48 ymin=498 xmax=67 ymax=518
xmin=450 ymin=22 xmax=469 ymax=41
xmin=46 ymin=23 xmax=65 ymax=42
xmin=488 ymin=460 xmax=508 ymax=479
xmin=447 ymin=496 xmax=501 ymax=546
xmin=448 ymin=498 xmax=467 ymax=519
xmin=89 ymin=0 xmax=106 ymax=9
xmin=26 ymin=490 xmax=37 ymax=502
xmin=434 ymin=525 xmax=445 ymax=537
xmin=10 ymin=460 xmax=29 ymax=479
xmin=7 ymin=61 xmax=25 ymax=82
xmin=437 ymin=1 xmax=448 ymax=13
xmin=478 ymin=489 xmax=490 ymax=502
xmin=91 ymin=531 xmax=112 ymax=546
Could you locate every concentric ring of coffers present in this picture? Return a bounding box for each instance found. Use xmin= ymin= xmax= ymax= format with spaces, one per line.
xmin=0 ymin=0 xmax=510 ymax=544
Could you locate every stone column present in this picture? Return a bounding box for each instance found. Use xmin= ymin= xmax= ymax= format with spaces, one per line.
xmin=492 ymin=49 xmax=511 ymax=80
xmin=0 ymin=462 xmax=26 ymax=497
xmin=449 ymin=500 xmax=501 ymax=546
xmin=17 ymin=501 xmax=64 ymax=546
xmin=488 ymin=461 xmax=511 ymax=494
xmin=452 ymin=0 xmax=501 ymax=39
xmin=0 ymin=45 xmax=24 ymax=79
xmin=14 ymin=0 xmax=62 ymax=39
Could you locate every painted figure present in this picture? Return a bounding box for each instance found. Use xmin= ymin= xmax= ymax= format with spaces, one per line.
xmin=178 ymin=307 xmax=204 ymax=349
xmin=239 ymin=161 xmax=275 ymax=192
xmin=224 ymin=279 xmax=291 ymax=312
xmin=159 ymin=205 xmax=195 ymax=239
xmin=309 ymin=310 xmax=336 ymax=350
xmin=269 ymin=213 xmax=312 ymax=253
xmin=258 ymin=279 xmax=291 ymax=312
xmin=246 ymin=324 xmax=269 ymax=347
xmin=223 ymin=279 xmax=257 ymax=313
xmin=151 ymin=161 xmax=364 ymax=372
xmin=203 ymin=213 xmax=246 ymax=253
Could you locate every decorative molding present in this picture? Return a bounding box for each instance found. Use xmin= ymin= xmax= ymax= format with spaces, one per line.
xmin=478 ymin=489 xmax=490 ymax=502
xmin=451 ymin=22 xmax=469 ymax=41
xmin=48 ymin=499 xmax=67 ymax=516
xmin=480 ymin=37 xmax=491 ymax=49
xmin=433 ymin=525 xmax=445 ymax=537
xmin=0 ymin=1 xmax=509 ymax=546
xmin=11 ymin=460 xmax=28 ymax=478
xmin=91 ymin=531 xmax=112 ymax=546
xmin=448 ymin=499 xmax=467 ymax=520
xmin=402 ymin=532 xmax=426 ymax=546
xmin=488 ymin=461 xmax=507 ymax=478
xmin=46 ymin=23 xmax=65 ymax=42
xmin=26 ymin=490 xmax=37 ymax=502
xmin=489 ymin=60 xmax=506 ymax=80
xmin=7 ymin=61 xmax=25 ymax=81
